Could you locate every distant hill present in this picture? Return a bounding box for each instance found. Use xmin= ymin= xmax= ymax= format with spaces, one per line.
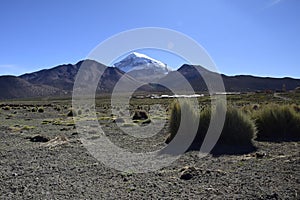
xmin=0 ymin=59 xmax=299 ymax=100
xmin=19 ymin=59 xmax=139 ymax=93
xmin=222 ymin=75 xmax=300 ymax=92
xmin=0 ymin=76 xmax=62 ymax=99
xmin=0 ymin=60 xmax=142 ymax=99
xmin=20 ymin=60 xmax=92 ymax=91
xmin=159 ymin=64 xmax=300 ymax=93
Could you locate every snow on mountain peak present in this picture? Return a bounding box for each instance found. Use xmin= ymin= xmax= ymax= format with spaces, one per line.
xmin=113 ymin=52 xmax=172 ymax=74
xmin=127 ymin=52 xmax=165 ymax=66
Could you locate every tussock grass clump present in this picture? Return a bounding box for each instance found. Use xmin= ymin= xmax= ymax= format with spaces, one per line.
xmin=218 ymin=107 xmax=256 ymax=146
xmin=166 ymin=100 xmax=257 ymax=154
xmin=22 ymin=125 xmax=36 ymax=130
xmin=254 ymin=104 xmax=300 ymax=141
xmin=167 ymin=101 xmax=181 ymax=142
xmin=292 ymin=104 xmax=300 ymax=113
xmin=9 ymin=125 xmax=35 ymax=132
xmin=195 ymin=106 xmax=256 ymax=147
xmin=166 ymin=101 xmax=200 ymax=143
xmin=241 ymin=104 xmax=261 ymax=117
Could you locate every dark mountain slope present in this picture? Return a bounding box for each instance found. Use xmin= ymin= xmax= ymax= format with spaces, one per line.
xmin=19 ymin=60 xmax=91 ymax=91
xmin=0 ymin=76 xmax=62 ymax=99
xmin=222 ymin=75 xmax=300 ymax=92
xmin=1 ymin=61 xmax=299 ymax=100
xmin=159 ymin=64 xmax=300 ymax=92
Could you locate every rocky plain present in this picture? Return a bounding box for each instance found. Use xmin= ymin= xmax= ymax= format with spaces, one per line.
xmin=0 ymin=95 xmax=299 ymax=199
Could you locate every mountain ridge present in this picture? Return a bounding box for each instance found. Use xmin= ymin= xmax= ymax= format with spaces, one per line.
xmin=0 ymin=59 xmax=299 ymax=100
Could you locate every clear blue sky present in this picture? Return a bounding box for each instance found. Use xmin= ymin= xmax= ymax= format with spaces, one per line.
xmin=0 ymin=0 xmax=299 ymax=78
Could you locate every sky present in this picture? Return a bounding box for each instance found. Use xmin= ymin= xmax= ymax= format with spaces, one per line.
xmin=0 ymin=0 xmax=299 ymax=78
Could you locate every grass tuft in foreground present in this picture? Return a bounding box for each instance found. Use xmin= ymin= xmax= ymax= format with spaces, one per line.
xmin=253 ymin=104 xmax=300 ymax=141
xmin=166 ymin=100 xmax=257 ymax=154
xmin=197 ymin=106 xmax=256 ymax=146
xmin=166 ymin=100 xmax=199 ymax=144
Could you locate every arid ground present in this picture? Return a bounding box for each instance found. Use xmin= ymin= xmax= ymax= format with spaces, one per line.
xmin=0 ymin=94 xmax=299 ymax=199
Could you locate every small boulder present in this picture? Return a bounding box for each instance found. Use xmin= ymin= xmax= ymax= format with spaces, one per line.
xmin=29 ymin=135 xmax=49 ymax=143
xmin=255 ymin=151 xmax=266 ymax=159
xmin=252 ymin=104 xmax=259 ymax=110
xmin=132 ymin=110 xmax=149 ymax=120
xmin=179 ymin=166 xmax=197 ymax=180
xmin=67 ymin=110 xmax=76 ymax=117
xmin=180 ymin=171 xmax=193 ymax=180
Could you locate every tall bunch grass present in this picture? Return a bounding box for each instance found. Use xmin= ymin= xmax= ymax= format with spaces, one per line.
xmin=253 ymin=104 xmax=300 ymax=141
xmin=167 ymin=100 xmax=256 ymax=153
xmin=166 ymin=100 xmax=199 ymax=144
xmin=196 ymin=106 xmax=256 ymax=146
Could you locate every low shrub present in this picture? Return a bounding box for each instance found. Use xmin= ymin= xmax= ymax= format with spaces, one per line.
xmin=253 ymin=104 xmax=300 ymax=141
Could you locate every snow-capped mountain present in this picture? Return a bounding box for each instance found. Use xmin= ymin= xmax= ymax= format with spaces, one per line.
xmin=113 ymin=52 xmax=172 ymax=82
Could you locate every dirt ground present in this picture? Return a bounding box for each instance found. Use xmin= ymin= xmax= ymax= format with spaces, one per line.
xmin=0 ymin=102 xmax=299 ymax=199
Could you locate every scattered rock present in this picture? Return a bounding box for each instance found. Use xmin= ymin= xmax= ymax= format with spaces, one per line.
xmin=60 ymin=127 xmax=72 ymax=131
xmin=256 ymin=152 xmax=267 ymax=159
xmin=252 ymin=104 xmax=260 ymax=110
xmin=2 ymin=106 xmax=11 ymax=110
xmin=180 ymin=171 xmax=193 ymax=180
xmin=37 ymin=107 xmax=44 ymax=113
xmin=179 ymin=166 xmax=197 ymax=180
xmin=132 ymin=110 xmax=149 ymax=120
xmin=67 ymin=110 xmax=76 ymax=117
xmin=264 ymin=192 xmax=279 ymax=199
xmin=29 ymin=135 xmax=50 ymax=143
xmin=43 ymin=136 xmax=69 ymax=147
